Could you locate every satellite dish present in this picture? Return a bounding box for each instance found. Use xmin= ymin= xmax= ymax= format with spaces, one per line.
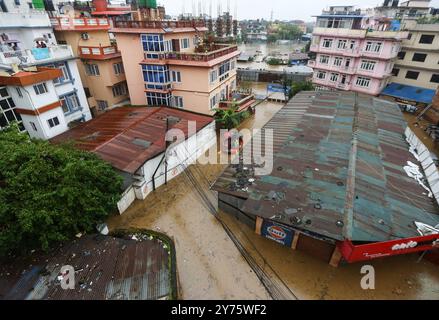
xmin=61 ymin=5 xmax=75 ymax=18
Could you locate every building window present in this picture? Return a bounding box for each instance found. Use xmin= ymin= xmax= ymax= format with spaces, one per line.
xmin=360 ymin=60 xmax=376 ymax=71
xmin=316 ymin=71 xmax=326 ymax=79
xmin=47 ymin=116 xmax=60 ymax=128
xmin=365 ymin=42 xmax=382 ymax=53
xmin=0 ymin=86 xmax=23 ymax=130
xmin=112 ymin=83 xmax=127 ymax=97
xmin=97 ymin=100 xmax=108 ymax=111
xmin=60 ymin=92 xmax=81 ymax=114
xmin=419 ymin=34 xmax=434 ymax=44
xmin=16 ymin=87 xmax=22 ymax=97
xmin=319 ymin=55 xmax=329 ymax=64
xmin=412 ymin=53 xmax=427 ymax=62
xmin=398 ymin=51 xmax=406 ymax=60
xmin=30 ymin=121 xmax=37 ymax=131
xmin=231 ymin=59 xmax=236 ymax=70
xmin=333 ymin=57 xmax=343 ymax=67
xmin=210 ymin=69 xmax=218 ymax=83
xmin=210 ymin=93 xmax=220 ymax=109
xmin=173 ymin=96 xmax=184 ymax=108
xmin=430 ymin=74 xmax=439 ymax=83
xmin=181 ymin=38 xmax=190 ymax=49
xmin=329 ymin=73 xmax=338 ymax=82
xmin=33 ymin=83 xmax=48 ymax=95
xmin=219 ymin=60 xmax=231 ymax=81
xmin=141 ymin=34 xmax=166 ymax=52
xmin=171 ymin=70 xmax=181 ymax=83
xmin=142 ymin=64 xmax=170 ymax=84
xmin=392 ymin=68 xmax=400 ymax=76
xmin=85 ymin=64 xmax=100 ymax=76
xmin=47 ymin=62 xmax=70 ymax=85
xmin=322 ymin=39 xmax=333 ymax=48
xmin=355 ymin=77 xmax=371 ymax=88
xmin=405 ymin=70 xmax=420 ymax=80
xmin=83 ymin=87 xmax=92 ymax=98
xmin=113 ymin=62 xmax=124 ymax=75
xmin=146 ymin=92 xmax=171 ymax=106
xmin=407 ymin=33 xmax=412 ymax=40
xmin=337 ymin=40 xmax=347 ymax=49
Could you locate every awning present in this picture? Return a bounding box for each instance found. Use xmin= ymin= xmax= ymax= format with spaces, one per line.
xmin=381 ymin=82 xmax=436 ymax=105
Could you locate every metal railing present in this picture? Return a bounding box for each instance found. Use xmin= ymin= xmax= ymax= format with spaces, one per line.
xmin=113 ymin=20 xmax=206 ymax=29
xmin=50 ymin=17 xmax=110 ymax=29
xmin=0 ymin=45 xmax=74 ymax=65
xmin=145 ymin=44 xmax=238 ymax=62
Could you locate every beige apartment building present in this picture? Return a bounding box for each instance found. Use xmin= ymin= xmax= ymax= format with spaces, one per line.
xmin=392 ymin=22 xmax=439 ymax=90
xmin=50 ymin=15 xmax=130 ymax=116
xmin=111 ymin=20 xmax=249 ymax=115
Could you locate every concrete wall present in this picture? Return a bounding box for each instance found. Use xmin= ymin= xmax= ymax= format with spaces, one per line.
xmin=116 ymin=121 xmax=216 ymax=214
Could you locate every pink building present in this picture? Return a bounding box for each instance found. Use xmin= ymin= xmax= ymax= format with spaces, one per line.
xmin=111 ymin=20 xmax=251 ymax=115
xmin=309 ymin=6 xmax=408 ymax=95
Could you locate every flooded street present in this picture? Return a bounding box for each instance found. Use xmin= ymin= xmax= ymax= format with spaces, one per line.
xmin=238 ymin=41 xmax=305 ymax=71
xmin=107 ymin=94 xmax=439 ymax=300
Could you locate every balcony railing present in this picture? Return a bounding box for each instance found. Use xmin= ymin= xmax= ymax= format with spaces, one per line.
xmin=50 ymin=17 xmax=111 ymax=30
xmin=145 ymin=44 xmax=238 ymax=63
xmin=113 ymin=20 xmax=206 ymax=29
xmin=219 ymin=91 xmax=256 ymax=111
xmin=0 ymin=45 xmax=74 ymax=65
xmin=79 ymin=45 xmax=119 ymax=59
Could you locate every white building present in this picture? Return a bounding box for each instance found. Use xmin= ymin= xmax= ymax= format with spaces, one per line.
xmin=0 ymin=2 xmax=91 ymax=139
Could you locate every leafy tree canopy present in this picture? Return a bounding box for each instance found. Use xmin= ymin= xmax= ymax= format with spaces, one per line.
xmin=0 ymin=124 xmax=123 ymax=256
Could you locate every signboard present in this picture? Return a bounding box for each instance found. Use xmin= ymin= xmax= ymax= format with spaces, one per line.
xmin=267 ymin=83 xmax=290 ymax=94
xmin=338 ymin=234 xmax=439 ymax=263
xmin=260 ymin=219 xmax=295 ymax=247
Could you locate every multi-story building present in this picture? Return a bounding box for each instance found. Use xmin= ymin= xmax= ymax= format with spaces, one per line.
xmin=308 ymin=6 xmax=408 ymax=95
xmin=0 ymin=2 xmax=91 ymax=139
xmin=112 ymin=20 xmax=245 ymax=115
xmin=49 ymin=0 xmax=130 ymax=116
xmin=391 ymin=22 xmax=439 ymax=91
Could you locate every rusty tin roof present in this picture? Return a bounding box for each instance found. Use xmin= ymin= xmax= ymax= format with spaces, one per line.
xmin=213 ymin=91 xmax=439 ymax=242
xmin=52 ymin=107 xmax=213 ymax=174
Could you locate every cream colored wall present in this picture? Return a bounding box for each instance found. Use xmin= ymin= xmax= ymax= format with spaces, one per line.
xmin=164 ymin=32 xmax=198 ymax=53
xmin=114 ymin=33 xmax=146 ymax=105
xmin=55 ymin=30 xmax=113 ymax=56
xmin=170 ymin=65 xmax=210 ymax=92
xmin=392 ymin=66 xmax=439 ymax=90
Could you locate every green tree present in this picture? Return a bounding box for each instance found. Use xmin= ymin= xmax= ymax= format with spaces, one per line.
xmin=0 ymin=124 xmax=123 ymax=256
xmin=214 ymin=104 xmax=249 ymax=130
xmin=289 ymin=81 xmax=314 ymax=98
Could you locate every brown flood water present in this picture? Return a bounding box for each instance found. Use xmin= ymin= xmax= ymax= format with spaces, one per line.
xmin=107 ymin=98 xmax=439 ymax=300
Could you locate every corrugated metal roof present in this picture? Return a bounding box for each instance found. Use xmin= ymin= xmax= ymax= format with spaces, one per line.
xmin=0 ymin=235 xmax=172 ymax=300
xmin=381 ymin=82 xmax=436 ymax=104
xmin=52 ymin=107 xmax=213 ymax=174
xmin=213 ymin=91 xmax=439 ymax=242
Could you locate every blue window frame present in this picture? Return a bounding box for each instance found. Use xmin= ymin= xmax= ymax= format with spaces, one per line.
xmin=141 ymin=34 xmax=165 ymax=52
xmin=45 ymin=61 xmax=72 ymax=85
xmin=142 ymin=64 xmax=170 ymax=84
xmin=60 ymin=91 xmax=82 ymax=115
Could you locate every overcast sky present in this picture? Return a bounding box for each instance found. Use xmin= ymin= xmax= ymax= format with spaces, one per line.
xmin=158 ymin=0 xmax=439 ymax=21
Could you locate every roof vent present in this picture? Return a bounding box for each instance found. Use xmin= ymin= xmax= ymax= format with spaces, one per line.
xmin=132 ymin=138 xmax=152 ymax=149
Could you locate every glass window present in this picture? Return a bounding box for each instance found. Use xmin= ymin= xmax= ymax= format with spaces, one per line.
xmin=405 ymin=70 xmax=419 ymax=80
xmin=97 ymin=100 xmax=108 ymax=111
xmin=333 ymin=57 xmax=343 ymax=66
xmin=60 ymin=92 xmax=81 ymax=114
xmin=112 ymin=83 xmax=127 ymax=97
xmin=319 ymin=55 xmax=329 ymax=64
xmin=146 ymin=92 xmax=172 ymax=106
xmin=142 ymin=34 xmax=165 ymax=52
xmin=392 ymin=68 xmax=400 ymax=76
xmin=113 ymin=62 xmax=125 ymax=75
xmin=419 ymin=34 xmax=434 ymax=44
xmin=412 ymin=53 xmax=427 ymax=62
xmin=322 ymin=39 xmax=333 ymax=48
xmin=431 ymin=74 xmax=439 ymax=83
xmin=173 ymin=96 xmax=184 ymax=108
xmin=142 ymin=64 xmax=170 ymax=84
xmin=355 ymin=77 xmax=371 ymax=88
xmin=398 ymin=51 xmax=406 ymax=60
xmin=316 ymin=71 xmax=326 ymax=79
xmin=171 ymin=71 xmax=181 ymax=83
xmin=329 ymin=73 xmax=339 ymax=82
xmin=47 ymin=116 xmax=60 ymax=128
xmin=33 ymin=83 xmax=48 ymax=95
xmin=337 ymin=40 xmax=347 ymax=49
xmin=181 ymin=38 xmax=190 ymax=49
xmin=360 ymin=60 xmax=376 ymax=71
xmin=85 ymin=64 xmax=100 ymax=76
xmin=210 ymin=69 xmax=218 ymax=83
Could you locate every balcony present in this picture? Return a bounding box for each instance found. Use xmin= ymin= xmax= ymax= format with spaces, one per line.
xmin=113 ymin=20 xmax=206 ymax=30
xmin=218 ymin=91 xmax=256 ymax=112
xmin=144 ymin=44 xmax=239 ymax=64
xmin=313 ymin=27 xmax=367 ymax=38
xmin=50 ymin=17 xmax=111 ymax=31
xmin=79 ymin=45 xmax=120 ymax=60
xmin=0 ymin=45 xmax=74 ymax=66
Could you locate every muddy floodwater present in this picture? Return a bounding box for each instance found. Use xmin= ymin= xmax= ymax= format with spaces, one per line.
xmin=107 ymin=96 xmax=439 ymax=300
